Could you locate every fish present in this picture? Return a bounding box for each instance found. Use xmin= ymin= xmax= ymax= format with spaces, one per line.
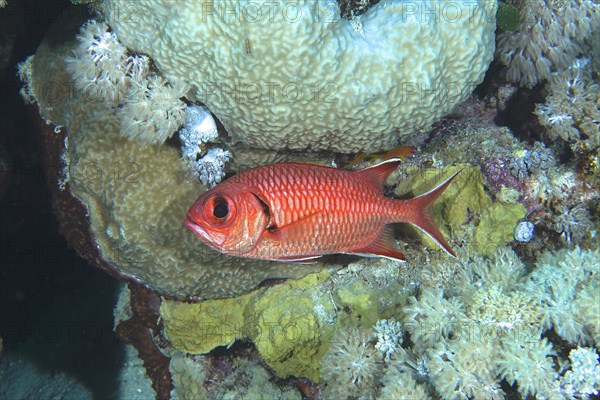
xmin=184 ymin=159 xmax=460 ymax=263
xmin=345 ymin=146 xmax=417 ymax=167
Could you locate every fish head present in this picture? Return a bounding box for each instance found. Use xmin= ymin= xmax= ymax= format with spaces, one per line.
xmin=184 ymin=184 xmax=269 ymax=256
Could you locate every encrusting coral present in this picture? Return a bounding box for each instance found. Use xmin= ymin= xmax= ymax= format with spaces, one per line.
xmin=394 ymin=165 xmax=526 ymax=256
xmin=97 ymin=0 xmax=497 ymax=152
xmin=160 ymin=260 xmax=410 ymax=383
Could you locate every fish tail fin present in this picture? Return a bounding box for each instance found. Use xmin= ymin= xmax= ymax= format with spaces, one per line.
xmin=402 ymin=169 xmax=461 ymax=257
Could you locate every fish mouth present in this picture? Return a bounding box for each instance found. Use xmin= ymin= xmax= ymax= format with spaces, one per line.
xmin=184 ymin=217 xmax=226 ymax=251
xmin=184 ymin=217 xmax=209 ymax=241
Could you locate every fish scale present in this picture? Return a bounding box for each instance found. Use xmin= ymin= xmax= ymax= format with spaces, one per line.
xmin=257 ymin=168 xmax=383 ymax=239
xmin=185 ymin=160 xmax=461 ymax=262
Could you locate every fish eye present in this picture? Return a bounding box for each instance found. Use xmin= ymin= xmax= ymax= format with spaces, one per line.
xmin=202 ymin=194 xmax=235 ymax=226
xmin=213 ymin=199 xmax=229 ymax=219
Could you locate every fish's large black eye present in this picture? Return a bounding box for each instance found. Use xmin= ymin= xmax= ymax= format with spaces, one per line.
xmin=213 ymin=199 xmax=229 ymax=219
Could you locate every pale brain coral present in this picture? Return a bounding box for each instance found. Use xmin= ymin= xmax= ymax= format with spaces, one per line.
xmin=99 ymin=0 xmax=498 ymax=152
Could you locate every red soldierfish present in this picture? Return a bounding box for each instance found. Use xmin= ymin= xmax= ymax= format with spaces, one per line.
xmin=184 ymin=160 xmax=460 ymax=263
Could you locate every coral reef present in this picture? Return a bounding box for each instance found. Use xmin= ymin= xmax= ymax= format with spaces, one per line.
xmin=497 ymin=338 xmax=559 ymax=398
xmin=320 ymin=328 xmax=381 ymax=399
xmin=535 ymin=65 xmax=599 ymax=154
xmin=161 ymin=270 xmax=334 ymax=381
xmin=474 ymin=202 xmax=527 ymax=255
xmin=155 ymin=244 xmax=599 ymax=399
xmin=561 ymin=347 xmax=600 ymax=398
xmin=15 ymin=1 xmax=599 ymax=399
xmin=20 ymin=14 xmax=322 ymax=299
xmin=378 ymin=360 xmax=431 ymax=400
xmin=496 ymin=0 xmax=599 ymax=88
xmin=401 ymin=96 xmax=598 ymax=252
xmin=66 ymin=20 xmax=189 ymax=144
xmin=179 ymin=105 xmax=232 ymax=187
xmin=428 ymin=339 xmax=504 ymax=399
xmin=157 ymin=245 xmax=596 ymax=399
xmin=160 ymin=258 xmax=410 ymax=383
xmin=193 ymin=148 xmax=232 ymax=188
xmin=400 ymin=246 xmax=599 ymax=399
xmin=117 ymin=74 xmax=188 ymax=144
xmin=168 ymin=352 xmax=302 ymax=400
xmin=65 ymin=19 xmax=147 ymax=106
xmin=98 ymin=0 xmax=497 ymax=152
xmin=373 ymin=318 xmax=403 ymax=362
xmin=524 ymin=247 xmax=599 ymax=345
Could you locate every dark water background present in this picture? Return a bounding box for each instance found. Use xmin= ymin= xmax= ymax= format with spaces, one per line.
xmin=1 ymin=1 xmax=124 ymax=398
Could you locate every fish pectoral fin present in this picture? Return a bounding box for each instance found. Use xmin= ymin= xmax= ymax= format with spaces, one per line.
xmin=347 ymin=225 xmax=406 ymax=262
xmin=266 ymin=211 xmax=326 ymax=242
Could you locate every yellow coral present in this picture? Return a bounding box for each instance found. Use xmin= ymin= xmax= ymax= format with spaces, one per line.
xmin=161 ymin=270 xmax=333 ymax=381
xmin=474 ymin=203 xmax=526 ymax=255
xmin=160 ymin=260 xmax=407 ymax=382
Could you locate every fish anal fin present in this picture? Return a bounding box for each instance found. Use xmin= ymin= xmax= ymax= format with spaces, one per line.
xmin=276 ymin=255 xmax=322 ymax=264
xmin=356 ymin=159 xmax=402 ymax=190
xmin=347 ymin=225 xmax=406 ymax=262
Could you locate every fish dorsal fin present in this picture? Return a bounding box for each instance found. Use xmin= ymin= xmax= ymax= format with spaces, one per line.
xmin=356 ymin=159 xmax=402 ymax=191
xmin=346 ymin=225 xmax=406 ymax=262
